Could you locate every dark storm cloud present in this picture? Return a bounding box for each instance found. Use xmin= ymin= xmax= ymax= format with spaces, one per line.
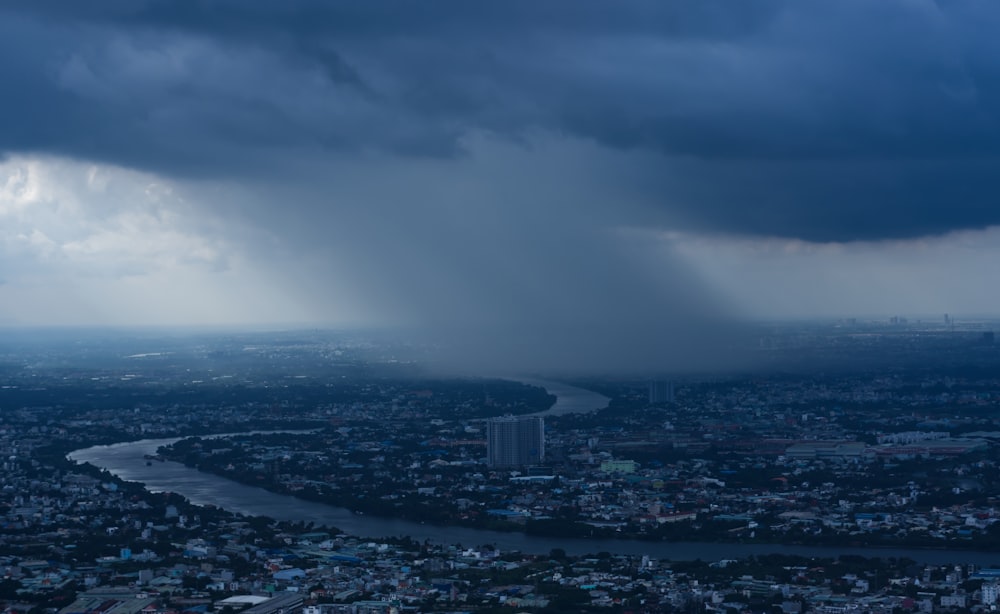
xmin=16 ymin=1 xmax=1000 ymax=371
xmin=4 ymin=1 xmax=1000 ymax=240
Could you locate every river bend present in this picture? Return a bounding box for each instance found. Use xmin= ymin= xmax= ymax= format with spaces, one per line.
xmin=67 ymin=381 xmax=1000 ymax=564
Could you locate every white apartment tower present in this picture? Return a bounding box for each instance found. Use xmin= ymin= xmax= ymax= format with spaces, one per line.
xmin=487 ymin=415 xmax=544 ymax=468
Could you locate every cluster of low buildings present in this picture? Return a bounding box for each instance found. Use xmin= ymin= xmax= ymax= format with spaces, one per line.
xmin=7 ymin=331 xmax=1000 ymax=611
xmin=171 ymin=396 xmax=1000 ymax=547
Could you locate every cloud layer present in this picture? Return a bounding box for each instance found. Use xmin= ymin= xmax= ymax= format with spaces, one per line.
xmin=3 ymin=1 xmax=1000 ymax=240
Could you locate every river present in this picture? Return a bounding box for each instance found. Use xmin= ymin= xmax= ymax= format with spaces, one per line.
xmin=67 ymin=380 xmax=1000 ymax=565
xmin=524 ymin=379 xmax=610 ymax=416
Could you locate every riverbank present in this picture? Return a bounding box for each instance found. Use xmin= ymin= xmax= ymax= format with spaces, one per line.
xmin=63 ymin=436 xmax=1000 ymax=564
xmin=66 ymin=378 xmax=1000 ymax=566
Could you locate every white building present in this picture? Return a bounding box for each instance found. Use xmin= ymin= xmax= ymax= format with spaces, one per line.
xmin=487 ymin=416 xmax=544 ymax=468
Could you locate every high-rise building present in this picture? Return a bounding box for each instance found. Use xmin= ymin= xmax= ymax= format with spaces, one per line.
xmin=487 ymin=415 xmax=544 ymax=468
xmin=649 ymin=380 xmax=674 ymax=404
xmin=983 ymin=583 xmax=1000 ymax=606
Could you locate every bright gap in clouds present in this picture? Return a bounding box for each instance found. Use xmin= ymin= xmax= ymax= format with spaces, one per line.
xmin=0 ymin=156 xmax=352 ymax=327
xmin=667 ymin=228 xmax=1000 ymax=320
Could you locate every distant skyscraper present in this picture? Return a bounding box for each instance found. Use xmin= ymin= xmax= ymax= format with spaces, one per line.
xmin=649 ymin=380 xmax=674 ymax=404
xmin=487 ymin=415 xmax=544 ymax=468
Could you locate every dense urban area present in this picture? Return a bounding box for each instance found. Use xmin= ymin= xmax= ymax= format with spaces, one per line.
xmin=4 ymin=323 xmax=1000 ymax=613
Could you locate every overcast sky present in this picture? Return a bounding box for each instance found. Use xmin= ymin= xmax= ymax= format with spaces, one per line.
xmin=2 ymin=1 xmax=1000 ymax=371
